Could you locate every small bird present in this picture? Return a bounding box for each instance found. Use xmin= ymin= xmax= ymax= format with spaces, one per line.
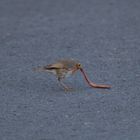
xmin=33 ymin=59 xmax=111 ymax=91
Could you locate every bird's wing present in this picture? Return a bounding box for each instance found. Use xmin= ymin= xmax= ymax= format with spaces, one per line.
xmin=45 ymin=59 xmax=78 ymax=70
xmin=45 ymin=62 xmax=65 ymax=69
xmin=57 ymin=59 xmax=78 ymax=69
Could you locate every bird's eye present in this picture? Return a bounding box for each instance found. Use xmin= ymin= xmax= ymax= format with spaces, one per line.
xmin=76 ymin=63 xmax=81 ymax=68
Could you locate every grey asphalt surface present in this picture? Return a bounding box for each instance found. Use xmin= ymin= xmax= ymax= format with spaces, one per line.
xmin=0 ymin=0 xmax=140 ymax=140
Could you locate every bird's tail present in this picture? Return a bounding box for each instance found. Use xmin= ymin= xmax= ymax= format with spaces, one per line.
xmin=32 ymin=66 xmax=46 ymax=72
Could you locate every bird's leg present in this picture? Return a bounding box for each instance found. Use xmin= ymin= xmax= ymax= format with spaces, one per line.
xmin=79 ymin=68 xmax=111 ymax=89
xmin=58 ymin=78 xmax=72 ymax=91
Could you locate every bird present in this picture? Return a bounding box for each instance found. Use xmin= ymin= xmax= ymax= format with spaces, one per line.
xmin=33 ymin=59 xmax=111 ymax=91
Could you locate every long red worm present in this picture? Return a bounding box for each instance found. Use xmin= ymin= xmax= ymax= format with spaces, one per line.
xmin=79 ymin=68 xmax=111 ymax=89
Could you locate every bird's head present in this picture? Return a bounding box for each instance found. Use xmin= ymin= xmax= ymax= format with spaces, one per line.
xmin=71 ymin=63 xmax=82 ymax=74
xmin=75 ymin=63 xmax=82 ymax=69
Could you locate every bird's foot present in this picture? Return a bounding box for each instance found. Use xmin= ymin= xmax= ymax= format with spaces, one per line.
xmin=64 ymin=86 xmax=74 ymax=92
